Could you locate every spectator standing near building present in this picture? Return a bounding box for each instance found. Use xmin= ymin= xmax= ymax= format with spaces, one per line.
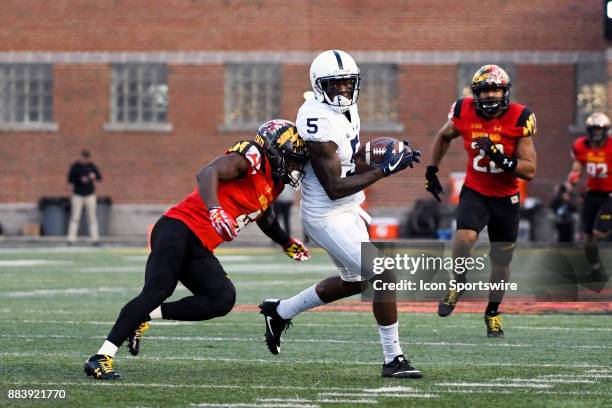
xmin=67 ymin=150 xmax=102 ymax=244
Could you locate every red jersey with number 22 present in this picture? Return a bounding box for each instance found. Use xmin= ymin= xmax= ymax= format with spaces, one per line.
xmin=572 ymin=136 xmax=612 ymax=192
xmin=164 ymin=140 xmax=283 ymax=251
xmin=449 ymin=97 xmax=536 ymax=197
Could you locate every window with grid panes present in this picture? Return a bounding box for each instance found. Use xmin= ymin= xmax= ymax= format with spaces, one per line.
xmin=359 ymin=64 xmax=401 ymax=132
xmin=0 ymin=64 xmax=56 ymax=131
xmin=224 ymin=63 xmax=280 ymax=130
xmin=574 ymin=61 xmax=607 ymax=132
xmin=107 ymin=64 xmax=170 ymax=132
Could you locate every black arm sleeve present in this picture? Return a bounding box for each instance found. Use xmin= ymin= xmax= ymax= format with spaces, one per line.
xmin=256 ymin=207 xmax=290 ymax=246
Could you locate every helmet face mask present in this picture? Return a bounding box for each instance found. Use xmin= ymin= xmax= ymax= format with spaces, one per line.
xmin=586 ymin=112 xmax=611 ymax=144
xmin=256 ymin=119 xmax=309 ymax=190
xmin=310 ymin=50 xmax=361 ymax=113
xmin=315 ymin=75 xmax=360 ymax=113
xmin=587 ymin=127 xmax=607 ymax=144
xmin=471 ymin=65 xmax=511 ymax=116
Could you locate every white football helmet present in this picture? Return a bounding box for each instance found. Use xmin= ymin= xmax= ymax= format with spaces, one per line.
xmin=310 ymin=50 xmax=360 ymax=113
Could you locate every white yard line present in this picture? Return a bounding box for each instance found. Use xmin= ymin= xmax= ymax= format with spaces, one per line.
xmin=504 ymin=378 xmax=597 ymax=384
xmin=362 ymin=386 xmax=417 ymax=393
xmin=540 ymin=374 xmax=612 ymax=379
xmin=4 ymin=318 xmax=611 ymax=333
xmin=258 ymin=398 xmax=378 ymax=404
xmin=417 ymin=324 xmax=612 ymax=332
xmin=0 ymin=352 xmax=608 ymax=370
xmin=318 ymin=392 xmax=438 ymax=398
xmin=534 ymin=391 xmax=612 ymax=396
xmin=0 ymin=287 xmax=142 ymax=298
xmin=2 ymin=333 xmax=611 ymax=350
xmin=80 ymin=267 xmax=142 ymax=273
xmin=436 ymin=382 xmax=551 ymax=389
xmin=0 ymin=319 xmax=373 ymax=328
xmin=5 ymin=381 xmax=380 ymax=393
xmin=192 ymin=404 xmax=319 ymax=408
xmin=0 ymin=260 xmax=73 ymax=267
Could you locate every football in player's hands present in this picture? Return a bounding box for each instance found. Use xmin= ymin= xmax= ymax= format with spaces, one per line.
xmin=353 ymin=137 xmax=409 ymax=172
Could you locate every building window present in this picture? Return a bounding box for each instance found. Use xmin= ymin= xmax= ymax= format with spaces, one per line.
xmin=106 ymin=64 xmax=170 ymax=132
xmin=359 ymin=64 xmax=401 ymax=131
xmin=574 ymin=62 xmax=607 ymax=131
xmin=224 ymin=63 xmax=280 ymax=130
xmin=457 ymin=63 xmax=518 ymax=101
xmin=0 ymin=64 xmax=57 ymax=131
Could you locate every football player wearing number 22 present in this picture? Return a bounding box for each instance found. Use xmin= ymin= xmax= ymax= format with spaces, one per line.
xmin=84 ymin=119 xmax=310 ymax=380
xmin=260 ymin=50 xmax=424 ymax=379
xmin=426 ymin=65 xmax=537 ymax=338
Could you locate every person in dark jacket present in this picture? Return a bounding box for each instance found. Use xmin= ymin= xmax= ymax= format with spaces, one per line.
xmin=67 ymin=150 xmax=102 ymax=244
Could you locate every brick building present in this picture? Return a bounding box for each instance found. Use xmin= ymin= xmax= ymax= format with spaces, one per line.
xmin=0 ymin=1 xmax=608 ymax=236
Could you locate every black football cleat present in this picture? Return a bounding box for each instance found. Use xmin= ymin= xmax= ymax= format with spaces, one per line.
xmin=84 ymin=354 xmax=121 ymax=380
xmin=485 ymin=313 xmax=505 ymax=338
xmin=127 ymin=321 xmax=150 ymax=356
xmin=382 ymin=355 xmax=423 ymax=379
xmin=438 ymin=289 xmax=462 ymax=317
xmin=259 ymin=299 xmax=292 ymax=355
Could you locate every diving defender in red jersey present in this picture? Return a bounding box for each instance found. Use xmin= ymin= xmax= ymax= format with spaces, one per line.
xmin=84 ymin=119 xmax=310 ymax=380
xmin=567 ymin=112 xmax=612 ymax=280
xmin=425 ymin=65 xmax=537 ymax=337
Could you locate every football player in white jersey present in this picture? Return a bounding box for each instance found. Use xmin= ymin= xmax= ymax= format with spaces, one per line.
xmin=260 ymin=50 xmax=423 ymax=378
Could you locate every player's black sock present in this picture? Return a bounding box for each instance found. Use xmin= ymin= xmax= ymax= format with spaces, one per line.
xmin=485 ymin=302 xmax=500 ymax=316
xmin=585 ymin=242 xmax=601 ymax=269
xmin=106 ymin=287 xmax=167 ymax=346
xmin=453 ymin=272 xmax=467 ymax=284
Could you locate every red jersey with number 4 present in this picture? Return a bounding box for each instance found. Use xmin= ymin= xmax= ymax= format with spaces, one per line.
xmin=449 ymin=98 xmax=536 ymax=197
xmin=165 ymin=140 xmax=283 ymax=251
xmin=572 ymin=136 xmax=612 ymax=192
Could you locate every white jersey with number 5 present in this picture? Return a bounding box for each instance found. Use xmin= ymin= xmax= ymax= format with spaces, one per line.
xmin=296 ymin=96 xmax=364 ymax=219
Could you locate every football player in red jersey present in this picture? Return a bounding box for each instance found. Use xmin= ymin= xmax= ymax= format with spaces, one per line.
xmin=425 ymin=65 xmax=537 ymax=337
xmin=567 ymin=112 xmax=612 ymax=280
xmin=84 ymin=119 xmax=309 ymax=380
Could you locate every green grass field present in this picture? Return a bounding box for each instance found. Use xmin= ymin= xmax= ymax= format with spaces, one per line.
xmin=0 ymin=246 xmax=611 ymax=407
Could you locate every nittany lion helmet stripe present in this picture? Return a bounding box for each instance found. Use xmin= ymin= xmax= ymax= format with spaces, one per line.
xmin=332 ymin=50 xmax=344 ymax=70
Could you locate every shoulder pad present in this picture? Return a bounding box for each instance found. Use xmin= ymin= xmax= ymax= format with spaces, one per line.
xmin=515 ymin=107 xmax=537 ymax=137
xmin=227 ymin=140 xmax=266 ymax=174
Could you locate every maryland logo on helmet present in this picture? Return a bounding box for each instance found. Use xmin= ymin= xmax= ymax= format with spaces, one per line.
xmin=471 ymin=65 xmax=511 ymax=89
xmin=255 ymin=119 xmax=308 ymax=189
xmin=471 ymin=65 xmax=512 ymax=116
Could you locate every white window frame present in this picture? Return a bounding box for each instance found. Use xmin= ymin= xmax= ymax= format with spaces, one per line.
xmin=359 ymin=64 xmax=402 ymax=132
xmin=571 ymin=61 xmax=607 ymax=133
xmin=0 ymin=64 xmax=57 ymax=132
xmin=105 ymin=63 xmax=171 ymax=133
xmin=222 ymin=63 xmax=281 ymax=131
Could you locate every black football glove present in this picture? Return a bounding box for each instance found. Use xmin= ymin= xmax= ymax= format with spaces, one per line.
xmin=379 ymin=141 xmax=421 ymax=177
xmin=474 ymin=137 xmax=517 ymax=173
xmin=425 ymin=165 xmax=444 ymax=202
